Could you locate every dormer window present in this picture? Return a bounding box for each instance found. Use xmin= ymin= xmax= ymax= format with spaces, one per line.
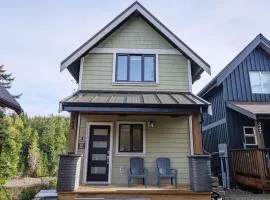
xmin=115 ymin=54 xmax=156 ymax=83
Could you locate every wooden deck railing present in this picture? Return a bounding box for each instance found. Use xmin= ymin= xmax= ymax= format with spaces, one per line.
xmin=231 ymin=148 xmax=270 ymax=180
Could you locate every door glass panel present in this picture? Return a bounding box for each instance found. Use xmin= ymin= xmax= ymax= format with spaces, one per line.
xmin=130 ymin=56 xmax=142 ymax=81
xmin=92 ymin=154 xmax=107 ymax=161
xmin=119 ymin=125 xmax=131 ymax=152
xmin=91 ymin=167 xmax=106 ymax=174
xmin=93 ymin=129 xmax=108 ymax=136
xmin=93 ymin=141 xmax=107 ymax=148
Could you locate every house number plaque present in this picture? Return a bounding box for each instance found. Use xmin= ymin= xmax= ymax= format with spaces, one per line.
xmin=78 ymin=141 xmax=85 ymax=149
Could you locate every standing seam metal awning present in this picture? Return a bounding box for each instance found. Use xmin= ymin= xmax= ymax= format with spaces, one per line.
xmin=60 ymin=91 xmax=210 ymax=114
xmin=227 ymin=101 xmax=270 ymax=119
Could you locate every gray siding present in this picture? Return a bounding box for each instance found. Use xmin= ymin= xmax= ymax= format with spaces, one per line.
xmin=203 ymin=87 xmax=226 ymax=126
xmin=223 ymin=46 xmax=270 ymax=102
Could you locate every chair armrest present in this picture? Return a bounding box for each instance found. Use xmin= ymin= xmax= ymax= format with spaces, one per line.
xmin=171 ymin=168 xmax=178 ymax=176
xmin=144 ymin=168 xmax=148 ymax=175
xmin=128 ymin=168 xmax=131 ymax=176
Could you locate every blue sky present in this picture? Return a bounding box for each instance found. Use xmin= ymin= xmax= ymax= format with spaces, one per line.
xmin=1 ymin=0 xmax=270 ymax=116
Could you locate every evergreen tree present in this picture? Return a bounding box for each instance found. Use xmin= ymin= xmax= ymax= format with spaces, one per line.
xmin=0 ymin=65 xmax=14 ymax=89
xmin=27 ymin=130 xmax=42 ymax=177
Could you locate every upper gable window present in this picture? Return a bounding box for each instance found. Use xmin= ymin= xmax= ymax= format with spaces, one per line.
xmin=249 ymin=71 xmax=270 ymax=94
xmin=115 ymin=54 xmax=156 ymax=83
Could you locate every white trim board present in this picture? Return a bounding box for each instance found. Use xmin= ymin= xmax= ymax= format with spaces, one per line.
xmin=83 ymin=122 xmax=114 ymax=185
xmin=89 ymin=48 xmax=182 ymax=55
xmin=189 ymin=115 xmax=194 ymax=155
xmin=60 ymin=2 xmax=210 ymax=75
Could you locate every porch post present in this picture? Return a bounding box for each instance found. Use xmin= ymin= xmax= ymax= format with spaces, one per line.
xmin=68 ymin=112 xmax=79 ymax=153
xmin=192 ymin=113 xmax=203 ymax=154
xmin=255 ymin=120 xmax=265 ymax=148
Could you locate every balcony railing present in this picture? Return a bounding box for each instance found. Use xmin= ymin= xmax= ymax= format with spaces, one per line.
xmin=231 ymin=148 xmax=270 ymax=189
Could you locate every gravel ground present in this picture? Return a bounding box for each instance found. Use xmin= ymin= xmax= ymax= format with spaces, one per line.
xmin=225 ymin=189 xmax=270 ymax=200
xmin=4 ymin=177 xmax=55 ymax=188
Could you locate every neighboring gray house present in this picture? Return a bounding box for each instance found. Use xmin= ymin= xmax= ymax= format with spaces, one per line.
xmin=198 ymin=34 xmax=270 ymax=190
xmin=0 ymin=83 xmax=22 ymax=114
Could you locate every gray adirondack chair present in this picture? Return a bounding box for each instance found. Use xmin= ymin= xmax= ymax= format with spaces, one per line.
xmin=156 ymin=157 xmax=178 ymax=187
xmin=128 ymin=157 xmax=148 ymax=187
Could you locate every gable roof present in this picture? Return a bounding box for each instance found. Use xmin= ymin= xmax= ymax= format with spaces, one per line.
xmin=0 ymin=84 xmax=22 ymax=114
xmin=60 ymin=1 xmax=210 ymax=82
xmin=198 ymin=33 xmax=270 ymax=97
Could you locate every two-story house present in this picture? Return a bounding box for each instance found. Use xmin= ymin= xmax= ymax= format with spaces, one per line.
xmin=58 ymin=2 xmax=211 ymax=199
xmin=198 ymin=34 xmax=270 ymax=190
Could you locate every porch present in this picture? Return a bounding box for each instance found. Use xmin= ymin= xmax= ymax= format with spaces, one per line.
xmin=58 ymin=185 xmax=211 ymax=200
xmin=57 ymin=91 xmax=211 ymax=199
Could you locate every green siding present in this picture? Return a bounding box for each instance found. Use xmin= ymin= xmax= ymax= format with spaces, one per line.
xmin=98 ymin=15 xmax=174 ymax=49
xmin=81 ymin=53 xmax=189 ymax=91
xmin=77 ymin=115 xmax=190 ymax=185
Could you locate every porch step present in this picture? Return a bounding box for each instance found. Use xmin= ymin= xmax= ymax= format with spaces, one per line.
xmin=74 ymin=198 xmax=150 ymax=200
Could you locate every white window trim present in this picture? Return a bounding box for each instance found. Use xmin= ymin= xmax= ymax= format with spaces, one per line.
xmin=243 ymin=126 xmax=257 ymax=146
xmin=78 ymin=57 xmax=84 ymax=90
xmin=83 ymin=122 xmax=114 ymax=185
xmin=115 ymin=121 xmax=146 ymax=156
xmin=249 ymin=71 xmax=270 ymax=94
xmin=111 ymin=50 xmax=160 ymax=85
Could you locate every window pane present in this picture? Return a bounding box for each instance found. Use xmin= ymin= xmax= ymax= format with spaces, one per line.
xmin=249 ymin=72 xmax=262 ymax=93
xmin=244 ymin=127 xmax=254 ymax=135
xmin=144 ymin=56 xmax=155 ymax=81
xmin=91 ymin=167 xmax=106 ymax=174
xmin=245 ymin=136 xmax=256 ymax=145
xmin=93 ymin=141 xmax=107 ymax=148
xmin=119 ymin=125 xmax=131 ymax=152
xmin=117 ymin=56 xmax=128 ymax=81
xmin=92 ymin=154 xmax=107 ymax=161
xmin=132 ymin=125 xmax=143 ymax=152
xmin=262 ymin=72 xmax=270 ymax=93
xmin=93 ymin=129 xmax=108 ymax=136
xmin=130 ymin=56 xmax=142 ymax=81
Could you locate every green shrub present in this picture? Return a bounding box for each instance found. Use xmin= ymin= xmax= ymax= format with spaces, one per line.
xmin=20 ymin=188 xmax=39 ymax=200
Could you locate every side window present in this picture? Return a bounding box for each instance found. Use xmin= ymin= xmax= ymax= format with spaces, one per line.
xmin=243 ymin=126 xmax=257 ymax=147
xmin=249 ymin=71 xmax=270 ymax=94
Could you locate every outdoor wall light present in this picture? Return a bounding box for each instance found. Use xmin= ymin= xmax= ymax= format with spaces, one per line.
xmin=148 ymin=121 xmax=155 ymax=128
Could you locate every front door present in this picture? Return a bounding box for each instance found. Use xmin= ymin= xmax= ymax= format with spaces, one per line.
xmin=87 ymin=125 xmax=111 ymax=183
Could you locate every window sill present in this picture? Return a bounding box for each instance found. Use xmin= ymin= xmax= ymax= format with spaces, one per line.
xmin=112 ymin=82 xmax=159 ymax=86
xmin=115 ymin=152 xmax=145 ymax=157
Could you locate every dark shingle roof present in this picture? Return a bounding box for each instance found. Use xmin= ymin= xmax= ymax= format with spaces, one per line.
xmin=0 ymin=84 xmax=22 ymax=114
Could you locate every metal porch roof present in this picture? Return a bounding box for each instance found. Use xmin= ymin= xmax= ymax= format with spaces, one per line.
xmin=61 ymin=91 xmax=209 ymax=114
xmin=227 ymin=101 xmax=270 ymax=119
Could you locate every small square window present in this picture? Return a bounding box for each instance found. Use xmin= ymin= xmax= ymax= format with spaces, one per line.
xmin=243 ymin=126 xmax=257 ymax=146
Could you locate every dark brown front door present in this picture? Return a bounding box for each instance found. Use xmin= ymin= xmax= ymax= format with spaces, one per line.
xmin=87 ymin=125 xmax=110 ymax=182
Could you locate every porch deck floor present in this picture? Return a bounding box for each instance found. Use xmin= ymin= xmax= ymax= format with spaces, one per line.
xmin=72 ymin=184 xmax=209 ymax=195
xmin=58 ymin=185 xmax=211 ymax=200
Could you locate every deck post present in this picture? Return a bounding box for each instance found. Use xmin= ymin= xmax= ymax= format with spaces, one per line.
xmin=192 ymin=113 xmax=203 ymax=154
xmin=255 ymin=120 xmax=265 ymax=148
xmin=68 ymin=112 xmax=79 ymax=153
